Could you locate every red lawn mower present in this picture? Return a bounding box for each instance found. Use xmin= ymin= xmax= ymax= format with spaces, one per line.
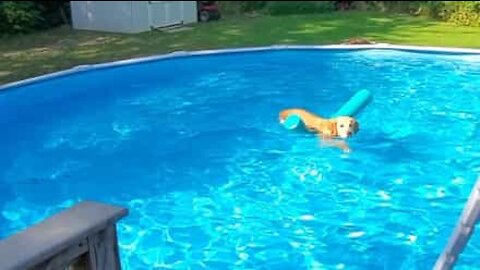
xmin=197 ymin=1 xmax=221 ymax=22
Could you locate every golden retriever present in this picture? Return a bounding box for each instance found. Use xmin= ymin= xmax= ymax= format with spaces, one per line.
xmin=279 ymin=108 xmax=359 ymax=152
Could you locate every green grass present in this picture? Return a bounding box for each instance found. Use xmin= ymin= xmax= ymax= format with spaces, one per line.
xmin=2 ymin=11 xmax=480 ymax=85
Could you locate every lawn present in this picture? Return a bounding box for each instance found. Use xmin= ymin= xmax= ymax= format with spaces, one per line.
xmin=2 ymin=11 xmax=480 ymax=85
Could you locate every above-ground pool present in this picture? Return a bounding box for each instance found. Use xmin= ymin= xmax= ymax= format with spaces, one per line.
xmin=1 ymin=46 xmax=480 ymax=269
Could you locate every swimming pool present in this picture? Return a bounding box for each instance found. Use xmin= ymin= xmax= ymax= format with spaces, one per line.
xmin=1 ymin=46 xmax=480 ymax=269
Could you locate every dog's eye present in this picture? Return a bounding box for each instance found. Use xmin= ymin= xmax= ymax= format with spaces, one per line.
xmin=340 ymin=124 xmax=344 ymax=128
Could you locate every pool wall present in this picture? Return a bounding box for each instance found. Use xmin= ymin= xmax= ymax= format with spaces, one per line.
xmin=2 ymin=43 xmax=480 ymax=92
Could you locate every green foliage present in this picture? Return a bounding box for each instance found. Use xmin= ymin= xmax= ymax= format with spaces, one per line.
xmin=441 ymin=1 xmax=480 ymax=26
xmin=216 ymin=1 xmax=480 ymax=27
xmin=0 ymin=1 xmax=70 ymax=35
xmin=340 ymin=1 xmax=480 ymax=26
xmin=349 ymin=1 xmax=386 ymax=12
xmin=241 ymin=1 xmax=268 ymax=12
xmin=0 ymin=1 xmax=41 ymax=34
xmin=349 ymin=1 xmax=425 ymax=13
xmin=218 ymin=1 xmax=335 ymax=15
xmin=266 ymin=1 xmax=335 ymax=15
xmin=217 ymin=1 xmax=243 ymax=15
xmin=415 ymin=1 xmax=444 ymax=18
xmin=413 ymin=1 xmax=480 ymax=26
xmin=36 ymin=1 xmax=71 ymax=29
xmin=218 ymin=1 xmax=268 ymax=14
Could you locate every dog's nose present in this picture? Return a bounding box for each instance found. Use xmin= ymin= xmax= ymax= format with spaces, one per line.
xmin=347 ymin=131 xmax=352 ymax=136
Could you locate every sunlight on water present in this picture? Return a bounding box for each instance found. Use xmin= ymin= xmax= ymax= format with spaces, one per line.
xmin=1 ymin=49 xmax=480 ymax=269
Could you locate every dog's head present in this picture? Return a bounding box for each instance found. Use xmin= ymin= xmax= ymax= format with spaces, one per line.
xmin=334 ymin=116 xmax=359 ymax=139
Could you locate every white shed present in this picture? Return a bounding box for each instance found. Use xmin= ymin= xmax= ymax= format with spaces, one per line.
xmin=70 ymin=1 xmax=198 ymax=33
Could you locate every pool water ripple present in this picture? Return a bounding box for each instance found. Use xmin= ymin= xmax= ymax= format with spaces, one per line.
xmin=1 ymin=49 xmax=480 ymax=269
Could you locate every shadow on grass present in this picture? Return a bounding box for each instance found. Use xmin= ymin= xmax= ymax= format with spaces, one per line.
xmin=206 ymin=12 xmax=438 ymax=46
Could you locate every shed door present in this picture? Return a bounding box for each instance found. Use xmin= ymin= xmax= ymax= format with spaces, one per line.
xmin=148 ymin=1 xmax=184 ymax=28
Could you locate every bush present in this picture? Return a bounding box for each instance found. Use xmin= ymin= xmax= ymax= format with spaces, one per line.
xmin=344 ymin=1 xmax=480 ymax=26
xmin=416 ymin=1 xmax=444 ymax=18
xmin=414 ymin=1 xmax=480 ymax=26
xmin=0 ymin=1 xmax=41 ymax=34
xmin=218 ymin=1 xmax=335 ymax=15
xmin=35 ymin=1 xmax=71 ymax=30
xmin=442 ymin=1 xmax=480 ymax=26
xmin=218 ymin=1 xmax=268 ymax=15
xmin=0 ymin=1 xmax=70 ymax=35
xmin=266 ymin=1 xmax=335 ymax=15
xmin=241 ymin=1 xmax=268 ymax=12
xmin=349 ymin=1 xmax=385 ymax=12
xmin=349 ymin=1 xmax=425 ymax=13
xmin=216 ymin=1 xmax=480 ymax=25
xmin=217 ymin=1 xmax=243 ymax=15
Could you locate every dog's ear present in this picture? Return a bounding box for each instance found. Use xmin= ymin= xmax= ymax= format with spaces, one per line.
xmin=328 ymin=120 xmax=338 ymax=137
xmin=354 ymin=120 xmax=360 ymax=132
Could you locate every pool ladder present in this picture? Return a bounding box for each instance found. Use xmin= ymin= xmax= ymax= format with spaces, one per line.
xmin=434 ymin=177 xmax=480 ymax=270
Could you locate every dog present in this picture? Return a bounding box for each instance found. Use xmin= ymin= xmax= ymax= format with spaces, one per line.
xmin=279 ymin=108 xmax=359 ymax=152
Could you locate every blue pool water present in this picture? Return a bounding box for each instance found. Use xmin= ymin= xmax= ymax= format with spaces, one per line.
xmin=1 ymin=48 xmax=480 ymax=269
